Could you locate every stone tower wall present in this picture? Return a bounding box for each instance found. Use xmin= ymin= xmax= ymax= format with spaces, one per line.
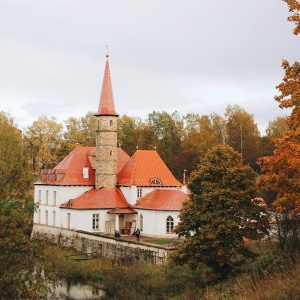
xmin=95 ymin=115 xmax=118 ymax=189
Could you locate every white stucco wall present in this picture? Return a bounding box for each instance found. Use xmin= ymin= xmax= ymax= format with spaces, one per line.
xmin=59 ymin=209 xmax=110 ymax=232
xmin=120 ymin=186 xmax=186 ymax=205
xmin=136 ymin=209 xmax=180 ymax=238
xmin=33 ymin=184 xmax=93 ymax=228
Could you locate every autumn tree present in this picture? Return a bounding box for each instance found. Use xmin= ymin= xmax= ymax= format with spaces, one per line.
xmin=133 ymin=117 xmax=157 ymax=151
xmin=284 ymin=0 xmax=300 ymax=35
xmin=259 ymin=60 xmax=300 ymax=252
xmin=259 ymin=1 xmax=300 ymax=253
xmin=266 ymin=116 xmax=289 ymax=137
xmin=210 ymin=112 xmax=228 ymax=145
xmin=179 ymin=113 xmax=218 ymax=178
xmin=0 ymin=111 xmax=51 ymax=298
xmin=172 ymin=145 xmax=269 ymax=278
xmin=257 ymin=116 xmax=289 ymax=170
xmin=225 ymin=105 xmax=261 ymax=171
xmin=64 ymin=111 xmax=96 ymax=148
xmin=23 ymin=115 xmax=64 ymax=175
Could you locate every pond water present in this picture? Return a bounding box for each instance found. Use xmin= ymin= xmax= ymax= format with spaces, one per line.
xmin=48 ymin=282 xmax=106 ymax=300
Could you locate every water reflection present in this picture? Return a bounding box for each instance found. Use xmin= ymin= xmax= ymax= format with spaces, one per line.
xmin=48 ymin=282 xmax=106 ymax=300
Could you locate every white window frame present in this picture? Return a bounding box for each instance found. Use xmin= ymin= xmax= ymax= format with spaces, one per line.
xmin=166 ymin=215 xmax=174 ymax=233
xmin=137 ymin=188 xmax=142 ymax=199
xmin=53 ymin=191 xmax=57 ymax=206
xmin=150 ymin=178 xmax=161 ymax=185
xmin=93 ymin=213 xmax=100 ymax=230
xmin=52 ymin=211 xmax=56 ymax=227
xmin=140 ymin=214 xmax=143 ymax=232
xmin=67 ymin=213 xmax=71 ymax=229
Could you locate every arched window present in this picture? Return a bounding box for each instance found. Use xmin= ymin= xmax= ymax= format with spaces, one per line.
xmin=150 ymin=178 xmax=161 ymax=185
xmin=140 ymin=214 xmax=143 ymax=231
xmin=166 ymin=215 xmax=174 ymax=233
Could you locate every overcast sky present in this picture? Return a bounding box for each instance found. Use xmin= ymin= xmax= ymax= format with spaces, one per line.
xmin=1 ymin=0 xmax=299 ymax=134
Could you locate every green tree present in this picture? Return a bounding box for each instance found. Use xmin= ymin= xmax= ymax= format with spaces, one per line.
xmin=0 ymin=111 xmax=51 ymax=299
xmin=118 ymin=114 xmax=137 ymax=156
xmin=172 ymin=145 xmax=269 ymax=277
xmin=146 ymin=111 xmax=183 ymax=172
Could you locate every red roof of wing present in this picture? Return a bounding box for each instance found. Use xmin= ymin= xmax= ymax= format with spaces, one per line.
xmin=117 ymin=147 xmax=131 ymax=173
xmin=54 ymin=147 xmax=95 ymax=185
xmin=132 ymin=189 xmax=188 ymax=211
xmin=117 ymin=150 xmax=182 ymax=186
xmin=96 ymin=59 xmax=118 ymax=116
xmin=38 ymin=146 xmax=130 ymax=186
xmin=60 ymin=188 xmax=128 ymax=209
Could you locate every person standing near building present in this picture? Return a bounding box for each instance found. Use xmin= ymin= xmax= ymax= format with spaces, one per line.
xmin=135 ymin=228 xmax=140 ymax=241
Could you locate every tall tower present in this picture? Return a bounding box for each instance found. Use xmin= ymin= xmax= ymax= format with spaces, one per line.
xmin=95 ymin=54 xmax=119 ymax=189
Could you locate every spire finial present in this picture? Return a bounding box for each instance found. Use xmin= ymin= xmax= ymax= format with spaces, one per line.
xmin=105 ymin=45 xmax=109 ymax=59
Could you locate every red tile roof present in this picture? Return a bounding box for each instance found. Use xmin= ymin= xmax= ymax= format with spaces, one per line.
xmin=54 ymin=147 xmax=95 ymax=185
xmin=132 ymin=189 xmax=188 ymax=211
xmin=38 ymin=147 xmax=130 ymax=186
xmin=117 ymin=147 xmax=131 ymax=173
xmin=60 ymin=188 xmax=128 ymax=209
xmin=117 ymin=150 xmax=182 ymax=186
xmin=96 ymin=59 xmax=118 ymax=116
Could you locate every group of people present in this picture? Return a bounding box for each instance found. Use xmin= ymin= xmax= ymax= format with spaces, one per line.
xmin=114 ymin=228 xmax=140 ymax=241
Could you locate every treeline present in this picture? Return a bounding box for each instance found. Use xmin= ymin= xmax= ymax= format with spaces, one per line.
xmin=21 ymin=104 xmax=288 ymax=179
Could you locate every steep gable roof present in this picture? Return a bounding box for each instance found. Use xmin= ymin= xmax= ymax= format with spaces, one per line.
xmin=117 ymin=150 xmax=182 ymax=186
xmin=37 ymin=146 xmax=130 ymax=186
xmin=60 ymin=188 xmax=128 ymax=209
xmin=95 ymin=59 xmax=118 ymax=116
xmin=133 ymin=189 xmax=188 ymax=211
xmin=54 ymin=146 xmax=95 ymax=185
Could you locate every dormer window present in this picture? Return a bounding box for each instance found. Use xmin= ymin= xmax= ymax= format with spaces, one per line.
xmin=83 ymin=166 xmax=89 ymax=179
xmin=150 ymin=178 xmax=161 ymax=185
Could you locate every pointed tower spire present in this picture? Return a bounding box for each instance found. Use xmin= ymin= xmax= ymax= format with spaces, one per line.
xmin=95 ymin=54 xmax=118 ymax=116
xmin=95 ymin=53 xmax=118 ymax=189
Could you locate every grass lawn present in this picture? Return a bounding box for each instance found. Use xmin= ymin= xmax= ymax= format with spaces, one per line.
xmin=144 ymin=239 xmax=182 ymax=245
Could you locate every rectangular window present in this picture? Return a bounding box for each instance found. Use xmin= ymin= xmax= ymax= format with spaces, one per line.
xmin=38 ymin=190 xmax=41 ymax=202
xmin=67 ymin=213 xmax=71 ymax=229
xmin=53 ymin=211 xmax=56 ymax=227
xmin=38 ymin=209 xmax=41 ymax=223
xmin=93 ymin=214 xmax=99 ymax=230
xmin=45 ymin=190 xmax=49 ymax=205
xmin=53 ymin=191 xmax=57 ymax=206
xmin=137 ymin=188 xmax=142 ymax=199
xmin=45 ymin=210 xmax=48 ymax=225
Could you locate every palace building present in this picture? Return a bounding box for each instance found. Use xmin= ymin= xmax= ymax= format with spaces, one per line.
xmin=33 ymin=55 xmax=188 ymax=238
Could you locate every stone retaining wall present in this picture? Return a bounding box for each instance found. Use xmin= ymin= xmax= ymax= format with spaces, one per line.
xmin=32 ymin=225 xmax=173 ymax=264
